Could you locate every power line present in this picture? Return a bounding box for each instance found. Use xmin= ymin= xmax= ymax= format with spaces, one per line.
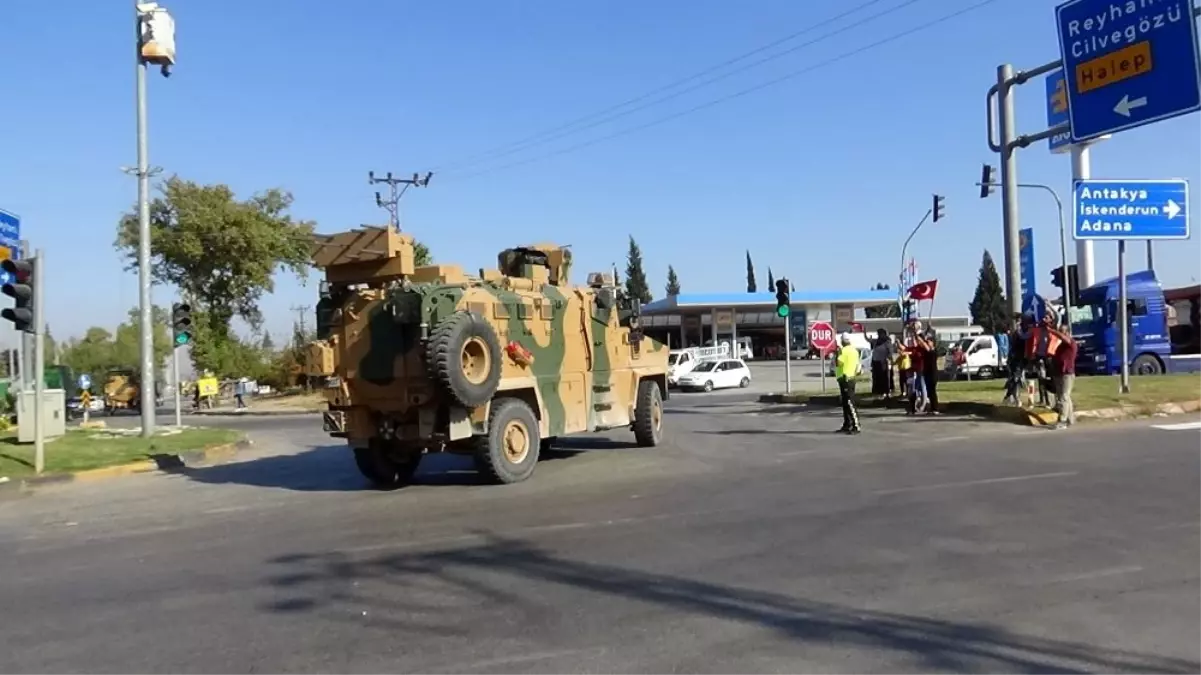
xmin=439 ymin=0 xmax=998 ymax=184
xmin=368 ymin=170 xmax=433 ymax=230
xmin=429 ymin=0 xmax=906 ymax=173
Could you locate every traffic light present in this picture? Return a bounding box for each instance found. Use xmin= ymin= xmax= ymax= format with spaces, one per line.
xmin=171 ymin=302 xmax=193 ymax=347
xmin=1050 ymin=265 xmax=1064 ymax=289
xmin=775 ymin=278 xmax=791 ymax=318
xmin=932 ymin=194 xmax=947 ymax=222
xmin=979 ymin=164 xmax=996 ymax=198
xmin=1 ymin=258 xmax=36 ymax=334
xmin=1065 ymin=264 xmax=1080 ymax=306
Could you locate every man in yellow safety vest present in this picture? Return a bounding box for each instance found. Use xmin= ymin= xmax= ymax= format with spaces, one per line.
xmin=835 ymin=333 xmax=862 ymax=434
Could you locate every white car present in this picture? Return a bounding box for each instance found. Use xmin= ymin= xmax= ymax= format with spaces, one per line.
xmin=676 ymin=358 xmax=752 ymax=392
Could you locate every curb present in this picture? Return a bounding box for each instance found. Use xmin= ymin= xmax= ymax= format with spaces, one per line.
xmin=757 ymin=393 xmax=1201 ymax=426
xmin=1 ymin=437 xmax=253 ymax=492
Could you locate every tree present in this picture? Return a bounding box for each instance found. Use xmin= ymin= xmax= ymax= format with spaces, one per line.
xmin=624 ymin=236 xmax=652 ymax=304
xmin=970 ymin=249 xmax=1009 ymax=333
xmin=665 ymin=265 xmax=681 ymax=296
xmin=863 ymin=282 xmax=901 ymax=319
xmin=58 ymin=306 xmax=173 ymax=377
xmin=414 ymin=241 xmax=432 ymax=267
xmin=745 ymin=251 xmax=757 ymax=293
xmin=114 ymin=176 xmax=316 ymax=374
xmin=260 ymin=331 xmax=276 ymax=352
xmin=767 ymin=268 xmax=775 ymax=289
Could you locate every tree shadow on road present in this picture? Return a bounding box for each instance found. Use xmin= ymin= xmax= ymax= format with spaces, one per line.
xmin=259 ymin=531 xmax=1199 ymax=673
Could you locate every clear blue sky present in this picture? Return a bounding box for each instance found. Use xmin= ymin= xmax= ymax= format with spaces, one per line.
xmin=1 ymin=0 xmax=1198 ymax=346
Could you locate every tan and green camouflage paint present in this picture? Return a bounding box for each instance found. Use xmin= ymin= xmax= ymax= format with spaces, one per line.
xmin=307 ymin=262 xmax=668 ymax=446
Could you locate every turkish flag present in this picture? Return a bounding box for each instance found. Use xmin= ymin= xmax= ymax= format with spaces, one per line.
xmin=907 ymin=279 xmax=938 ymax=300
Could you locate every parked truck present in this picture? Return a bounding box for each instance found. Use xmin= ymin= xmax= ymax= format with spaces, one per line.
xmin=1071 ymin=270 xmax=1201 ymax=376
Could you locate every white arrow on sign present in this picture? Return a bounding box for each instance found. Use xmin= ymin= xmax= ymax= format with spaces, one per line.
xmin=1164 ymin=199 xmax=1182 ymax=220
xmin=1114 ymin=94 xmax=1148 ymax=117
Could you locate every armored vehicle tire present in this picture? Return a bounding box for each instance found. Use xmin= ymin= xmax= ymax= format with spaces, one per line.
xmin=473 ymin=397 xmax=540 ymax=484
xmin=426 ymin=311 xmax=503 ymax=408
xmin=633 ymin=379 xmax=664 ymax=447
xmin=354 ymin=442 xmax=421 ymax=490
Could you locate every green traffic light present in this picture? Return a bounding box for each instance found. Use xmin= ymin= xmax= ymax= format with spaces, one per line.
xmin=175 ymin=334 xmax=190 ymax=346
xmin=777 ymin=305 xmax=790 ymax=318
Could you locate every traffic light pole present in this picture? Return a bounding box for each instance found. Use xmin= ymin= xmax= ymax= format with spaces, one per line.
xmin=32 ymin=248 xmax=44 ymax=474
xmin=173 ymin=348 xmax=182 ymax=427
xmin=783 ymin=313 xmax=792 ymax=394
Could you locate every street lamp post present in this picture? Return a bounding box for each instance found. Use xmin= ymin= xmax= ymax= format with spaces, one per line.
xmin=899 ymin=208 xmax=933 ymax=319
xmin=131 ymin=1 xmax=175 ymax=437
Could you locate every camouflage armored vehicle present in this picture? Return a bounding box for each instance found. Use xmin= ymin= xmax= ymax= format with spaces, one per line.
xmin=304 ymin=225 xmax=669 ymax=488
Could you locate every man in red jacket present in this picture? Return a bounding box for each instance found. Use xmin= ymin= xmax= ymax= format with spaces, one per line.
xmin=1048 ymin=318 xmax=1077 ymax=429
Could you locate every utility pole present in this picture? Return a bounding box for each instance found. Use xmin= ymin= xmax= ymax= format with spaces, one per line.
xmin=368 ymin=171 xmax=432 ymax=229
xmin=290 ymin=305 xmax=312 ymax=343
xmin=129 ymin=0 xmax=176 ymax=437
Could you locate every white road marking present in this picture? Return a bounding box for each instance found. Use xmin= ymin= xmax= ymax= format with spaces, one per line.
xmin=872 ymin=471 xmax=1078 ymax=496
xmin=1050 ymin=565 xmax=1143 ymax=583
xmin=1150 ymin=420 xmax=1201 ymax=431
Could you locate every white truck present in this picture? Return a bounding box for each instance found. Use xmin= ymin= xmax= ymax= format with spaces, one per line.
xmin=668 ymin=345 xmax=729 ymax=387
xmin=948 ymin=334 xmax=1005 ymax=379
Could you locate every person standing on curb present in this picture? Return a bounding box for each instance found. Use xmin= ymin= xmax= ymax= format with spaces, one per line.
xmin=836 ymin=333 xmax=862 ymax=434
xmin=1049 ymin=319 xmax=1077 ymax=429
xmin=914 ymin=325 xmax=940 ymax=415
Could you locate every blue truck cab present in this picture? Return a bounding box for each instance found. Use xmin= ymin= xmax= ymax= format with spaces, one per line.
xmin=1070 ymin=270 xmax=1201 ymax=376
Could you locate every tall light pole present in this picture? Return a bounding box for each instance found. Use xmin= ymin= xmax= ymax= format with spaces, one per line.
xmin=131 ymin=1 xmax=175 ymax=437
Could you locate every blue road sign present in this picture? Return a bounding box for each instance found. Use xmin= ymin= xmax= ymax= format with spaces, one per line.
xmin=1019 ymin=227 xmax=1037 ymax=304
xmin=0 ymin=209 xmax=21 ymax=287
xmin=1055 ymin=0 xmax=1201 ymax=143
xmin=1073 ymin=179 xmax=1190 ymax=240
xmin=1022 ymin=293 xmax=1049 ymax=322
xmin=1045 ymin=71 xmax=1073 ymax=153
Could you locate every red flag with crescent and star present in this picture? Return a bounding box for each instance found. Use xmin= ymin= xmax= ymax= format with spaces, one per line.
xmin=907 ymin=279 xmax=938 ymax=300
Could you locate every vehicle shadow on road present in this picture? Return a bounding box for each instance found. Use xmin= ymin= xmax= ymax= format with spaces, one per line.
xmin=258 ymin=531 xmax=1199 ymax=673
xmin=173 ymin=439 xmax=611 ymax=493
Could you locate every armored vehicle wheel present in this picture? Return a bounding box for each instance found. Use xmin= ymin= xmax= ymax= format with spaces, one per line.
xmin=426 ymin=311 xmax=503 ymax=408
xmin=633 ymin=379 xmax=663 ymax=447
xmin=353 ymin=441 xmax=421 ymax=490
xmin=473 ymin=398 xmax=540 ymax=484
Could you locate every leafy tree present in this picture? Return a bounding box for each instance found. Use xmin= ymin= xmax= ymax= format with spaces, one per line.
xmin=414 ymin=241 xmax=432 ymax=266
xmin=624 ymin=236 xmax=652 ymax=304
xmin=58 ymin=306 xmax=172 ymax=377
xmin=864 ymin=282 xmax=901 ymax=318
xmin=767 ymin=268 xmax=775 ymax=289
xmin=970 ymin=249 xmax=1009 ymax=333
xmin=665 ymin=265 xmax=681 ymax=296
xmin=745 ymin=251 xmax=757 ymax=293
xmin=114 ymin=176 xmax=316 ymax=374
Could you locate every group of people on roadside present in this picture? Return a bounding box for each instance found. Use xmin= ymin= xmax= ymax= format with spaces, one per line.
xmin=834 ymin=310 xmax=1077 ymax=434
xmin=834 ymin=322 xmax=943 ymax=435
xmin=1002 ymin=309 xmax=1077 ymax=429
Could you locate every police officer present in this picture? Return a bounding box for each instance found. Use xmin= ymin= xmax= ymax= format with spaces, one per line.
xmin=835 ymin=333 xmax=862 ymax=434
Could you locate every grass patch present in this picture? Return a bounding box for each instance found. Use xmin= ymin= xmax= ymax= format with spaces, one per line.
xmin=938 ymin=373 xmax=1201 ymax=410
xmin=0 ymin=427 xmax=241 ymax=479
xmin=769 ymin=373 xmax=1201 ymax=411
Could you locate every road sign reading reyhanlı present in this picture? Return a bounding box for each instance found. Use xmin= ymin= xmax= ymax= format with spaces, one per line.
xmin=1055 ymin=0 xmax=1201 ymax=143
xmin=808 ymin=321 xmax=836 ymax=352
xmin=1073 ymin=178 xmax=1190 ymax=240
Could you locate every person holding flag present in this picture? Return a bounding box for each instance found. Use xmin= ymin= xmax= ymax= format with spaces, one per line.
xmin=907 ymin=279 xmax=941 ymax=415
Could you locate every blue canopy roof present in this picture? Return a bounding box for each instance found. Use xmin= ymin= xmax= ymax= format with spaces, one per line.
xmin=642 ymin=289 xmax=896 ymax=315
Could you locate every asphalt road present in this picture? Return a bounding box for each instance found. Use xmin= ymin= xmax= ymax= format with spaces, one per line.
xmin=3 ymin=396 xmax=1198 ymax=673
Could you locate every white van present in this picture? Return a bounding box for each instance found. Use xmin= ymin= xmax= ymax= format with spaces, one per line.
xmin=668 ymin=345 xmax=729 ymax=387
xmin=949 ymin=334 xmax=1004 ymax=379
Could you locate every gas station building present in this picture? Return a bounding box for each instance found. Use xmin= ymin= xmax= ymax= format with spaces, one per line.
xmin=640 ymin=289 xmax=976 ymax=356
